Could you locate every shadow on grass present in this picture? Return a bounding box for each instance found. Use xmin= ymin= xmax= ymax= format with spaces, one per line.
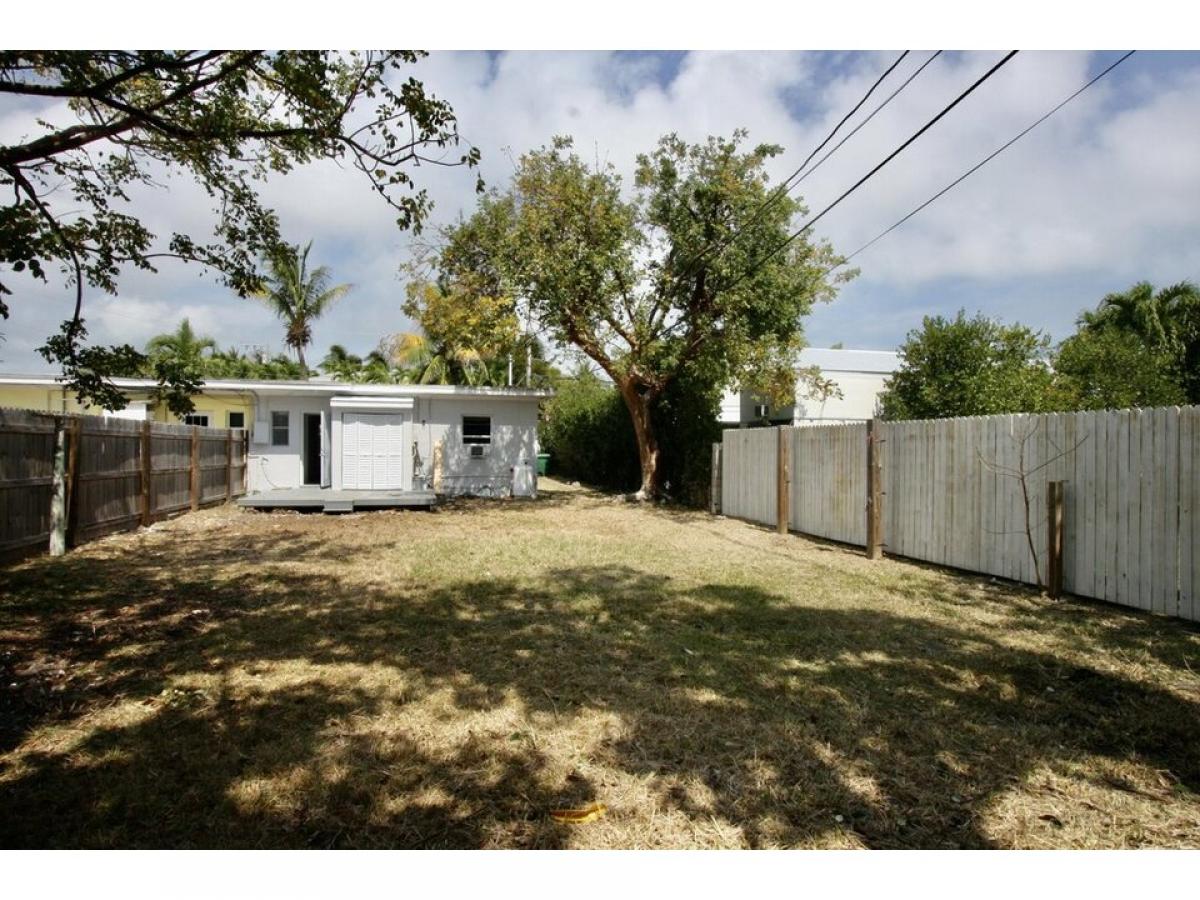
xmin=1 ymin=524 xmax=1198 ymax=848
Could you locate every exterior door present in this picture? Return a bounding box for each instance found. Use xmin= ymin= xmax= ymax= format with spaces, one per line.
xmin=341 ymin=412 xmax=408 ymax=489
xmin=303 ymin=413 xmax=322 ymax=485
xmin=320 ymin=409 xmax=331 ymax=487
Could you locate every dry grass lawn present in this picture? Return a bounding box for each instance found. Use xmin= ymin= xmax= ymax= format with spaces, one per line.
xmin=1 ymin=479 xmax=1198 ymax=848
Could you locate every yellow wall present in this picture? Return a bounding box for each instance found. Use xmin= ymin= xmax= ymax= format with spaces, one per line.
xmin=0 ymin=385 xmax=84 ymax=413
xmin=157 ymin=392 xmax=255 ymax=427
xmin=0 ymin=384 xmax=254 ymax=426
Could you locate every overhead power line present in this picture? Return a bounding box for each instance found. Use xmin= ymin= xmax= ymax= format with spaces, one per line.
xmin=665 ymin=50 xmax=913 ymax=290
xmin=742 ymin=52 xmax=913 ymax=226
xmin=790 ymin=50 xmax=944 ymax=192
xmin=721 ymin=50 xmax=1020 ymax=292
xmin=835 ymin=50 xmax=1137 ymax=268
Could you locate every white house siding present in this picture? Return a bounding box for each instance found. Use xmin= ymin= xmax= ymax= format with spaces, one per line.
xmin=722 ymin=348 xmax=900 ymax=427
xmin=718 ymin=389 xmax=742 ymax=425
xmin=247 ymin=394 xmax=332 ymax=493
xmin=793 ymin=369 xmax=892 ymax=424
xmin=414 ymin=396 xmax=540 ymax=496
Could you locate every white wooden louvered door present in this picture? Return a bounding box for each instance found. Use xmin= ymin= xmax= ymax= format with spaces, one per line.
xmin=341 ymin=412 xmax=408 ymax=489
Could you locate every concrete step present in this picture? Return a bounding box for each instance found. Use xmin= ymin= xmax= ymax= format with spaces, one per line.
xmin=322 ymin=499 xmax=356 ymax=513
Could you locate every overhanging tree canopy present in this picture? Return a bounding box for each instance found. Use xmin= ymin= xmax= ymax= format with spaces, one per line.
xmin=0 ymin=50 xmax=479 ymax=409
xmin=419 ymin=132 xmax=851 ymax=497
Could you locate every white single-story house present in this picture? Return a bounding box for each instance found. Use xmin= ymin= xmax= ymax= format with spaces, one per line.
xmin=719 ymin=348 xmax=901 ymax=427
xmin=0 ymin=373 xmax=549 ymax=497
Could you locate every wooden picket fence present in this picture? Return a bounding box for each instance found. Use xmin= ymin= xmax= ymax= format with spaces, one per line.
xmin=0 ymin=408 xmax=248 ymax=560
xmin=718 ymin=406 xmax=1200 ymax=622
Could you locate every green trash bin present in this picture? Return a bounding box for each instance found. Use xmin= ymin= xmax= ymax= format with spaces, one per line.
xmin=536 ymin=453 xmax=550 ymax=475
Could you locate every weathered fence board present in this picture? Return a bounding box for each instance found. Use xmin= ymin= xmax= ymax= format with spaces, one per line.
xmin=789 ymin=423 xmax=866 ymax=546
xmin=0 ymin=409 xmax=247 ymax=560
xmin=721 ymin=405 xmax=1199 ymax=622
xmin=0 ymin=410 xmax=56 ymax=555
xmin=720 ymin=427 xmax=777 ymax=527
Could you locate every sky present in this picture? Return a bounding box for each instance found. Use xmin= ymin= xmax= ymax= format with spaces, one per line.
xmin=2 ymin=49 xmax=1200 ymax=373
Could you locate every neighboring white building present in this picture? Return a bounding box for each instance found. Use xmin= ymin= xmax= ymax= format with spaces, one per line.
xmin=719 ymin=348 xmax=900 ymax=426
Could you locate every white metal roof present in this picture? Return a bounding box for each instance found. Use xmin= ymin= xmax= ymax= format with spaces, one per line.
xmin=799 ymin=348 xmax=900 ymax=374
xmin=0 ymin=373 xmax=551 ymax=400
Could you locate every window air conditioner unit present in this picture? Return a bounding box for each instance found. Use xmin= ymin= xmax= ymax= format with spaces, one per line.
xmin=469 ymin=444 xmax=487 ymax=458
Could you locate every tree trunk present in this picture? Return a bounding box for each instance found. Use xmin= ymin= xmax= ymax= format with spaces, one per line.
xmin=617 ymin=380 xmax=660 ymax=500
xmin=296 ymin=344 xmax=307 ymax=372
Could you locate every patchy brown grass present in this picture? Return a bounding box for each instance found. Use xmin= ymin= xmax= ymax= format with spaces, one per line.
xmin=1 ymin=479 xmax=1198 ymax=849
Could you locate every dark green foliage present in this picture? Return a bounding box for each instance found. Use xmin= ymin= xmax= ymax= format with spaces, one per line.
xmin=652 ymin=371 xmax=723 ymax=507
xmin=538 ymin=370 xmax=640 ymax=492
xmin=256 ymin=241 xmax=351 ymax=371
xmin=1067 ymin=280 xmax=1200 ymax=405
xmin=538 ymin=366 xmax=721 ymax=505
xmin=1052 ymin=328 xmax=1185 ymax=411
xmin=201 ymin=348 xmax=307 ymax=382
xmin=880 ymin=311 xmax=1057 ymax=420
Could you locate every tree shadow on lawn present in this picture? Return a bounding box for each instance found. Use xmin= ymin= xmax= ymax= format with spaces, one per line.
xmin=1 ymin=537 xmax=1198 ymax=848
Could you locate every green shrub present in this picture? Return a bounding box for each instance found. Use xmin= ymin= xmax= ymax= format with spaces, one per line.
xmin=652 ymin=372 xmax=722 ymax=508
xmin=539 ymin=371 xmax=640 ymax=492
xmin=540 ymin=368 xmax=721 ymax=506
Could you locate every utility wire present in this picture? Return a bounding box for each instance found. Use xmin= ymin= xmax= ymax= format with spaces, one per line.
xmin=791 ymin=50 xmax=944 ymax=192
xmin=721 ymin=50 xmax=1019 ymax=293
xmin=729 ymin=52 xmax=913 ymax=233
xmin=664 ymin=51 xmax=912 ymax=291
xmin=835 ymin=50 xmax=1136 ymax=268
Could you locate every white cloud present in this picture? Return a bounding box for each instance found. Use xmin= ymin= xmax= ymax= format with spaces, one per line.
xmin=2 ymin=49 xmax=1198 ymax=370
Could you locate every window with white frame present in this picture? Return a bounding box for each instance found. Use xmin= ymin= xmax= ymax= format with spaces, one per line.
xmin=271 ymin=410 xmax=289 ymax=446
xmin=462 ymin=416 xmax=491 ymax=445
xmin=183 ymin=413 xmax=210 ymax=427
xmin=227 ymin=411 xmax=245 ymax=429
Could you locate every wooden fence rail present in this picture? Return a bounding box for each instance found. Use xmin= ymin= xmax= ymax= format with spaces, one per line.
xmin=0 ymin=408 xmax=248 ymax=560
xmin=721 ymin=405 xmax=1200 ymax=623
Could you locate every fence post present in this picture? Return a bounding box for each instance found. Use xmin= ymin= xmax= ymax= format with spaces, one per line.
xmin=776 ymin=426 xmax=790 ymax=535
xmin=49 ymin=416 xmax=68 ymax=556
xmin=1047 ymin=480 xmax=1065 ymax=599
xmin=866 ymin=419 xmax=883 ymax=560
xmin=65 ymin=417 xmax=82 ymax=548
xmin=226 ymin=429 xmax=233 ymax=503
xmin=190 ymin=425 xmax=200 ymax=511
xmin=710 ymin=442 xmax=722 ymax=515
xmin=243 ymin=429 xmax=250 ymax=495
xmin=140 ymin=420 xmax=153 ymax=526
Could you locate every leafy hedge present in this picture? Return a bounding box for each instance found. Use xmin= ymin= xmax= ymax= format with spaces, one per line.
xmin=652 ymin=371 xmax=723 ymax=508
xmin=539 ymin=372 xmax=641 ymax=492
xmin=539 ymin=369 xmax=721 ymax=507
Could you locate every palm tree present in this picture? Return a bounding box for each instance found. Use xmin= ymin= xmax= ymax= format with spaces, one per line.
xmin=257 ymin=241 xmax=351 ymax=371
xmin=1080 ymin=280 xmax=1200 ymax=402
xmin=360 ymin=350 xmax=400 ymax=384
xmin=1080 ymin=281 xmax=1171 ymax=348
xmin=320 ymin=344 xmax=364 ymax=382
xmin=145 ymin=319 xmax=217 ymax=368
xmin=380 ymin=331 xmax=491 ymax=385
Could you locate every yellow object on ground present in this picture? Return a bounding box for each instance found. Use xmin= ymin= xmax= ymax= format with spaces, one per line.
xmin=550 ymin=803 xmax=607 ymax=825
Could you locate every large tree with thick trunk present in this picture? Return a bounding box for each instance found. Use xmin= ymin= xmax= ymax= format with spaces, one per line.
xmin=423 ymin=133 xmax=849 ymax=498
